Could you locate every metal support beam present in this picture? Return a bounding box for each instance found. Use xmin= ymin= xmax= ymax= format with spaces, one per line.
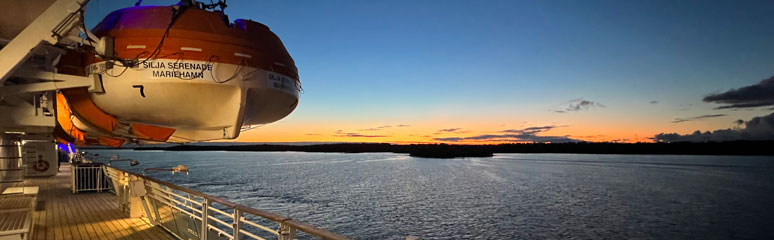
xmin=0 ymin=69 xmax=95 ymax=97
xmin=0 ymin=0 xmax=90 ymax=84
xmin=0 ymin=93 xmax=56 ymax=128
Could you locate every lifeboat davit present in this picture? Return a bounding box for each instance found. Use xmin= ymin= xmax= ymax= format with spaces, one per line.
xmin=56 ymin=2 xmax=300 ymax=145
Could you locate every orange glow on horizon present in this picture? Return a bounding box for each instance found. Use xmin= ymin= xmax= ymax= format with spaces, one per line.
xmin=233 ymin=119 xmax=680 ymax=144
xmin=230 ymin=103 xmax=750 ymax=145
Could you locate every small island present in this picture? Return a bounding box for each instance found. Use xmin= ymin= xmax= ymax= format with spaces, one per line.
xmin=406 ymin=145 xmax=495 ymax=158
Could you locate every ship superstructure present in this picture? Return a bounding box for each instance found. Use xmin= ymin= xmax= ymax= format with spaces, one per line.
xmin=0 ymin=1 xmax=344 ymax=239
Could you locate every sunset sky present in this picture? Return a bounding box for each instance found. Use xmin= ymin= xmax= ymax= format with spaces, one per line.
xmin=86 ymin=0 xmax=774 ymax=144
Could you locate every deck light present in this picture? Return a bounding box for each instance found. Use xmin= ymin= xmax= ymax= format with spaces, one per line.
xmin=109 ymin=158 xmax=140 ymax=166
xmin=142 ymin=165 xmax=189 ymax=175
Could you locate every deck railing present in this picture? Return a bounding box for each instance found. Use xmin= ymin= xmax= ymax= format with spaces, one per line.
xmin=99 ymin=164 xmax=349 ymax=240
xmin=71 ymin=163 xmax=112 ymax=193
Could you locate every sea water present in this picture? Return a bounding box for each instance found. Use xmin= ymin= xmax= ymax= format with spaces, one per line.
xmin=87 ymin=150 xmax=774 ymax=239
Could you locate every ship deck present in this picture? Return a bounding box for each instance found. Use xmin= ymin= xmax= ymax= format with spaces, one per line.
xmin=14 ymin=163 xmax=173 ymax=240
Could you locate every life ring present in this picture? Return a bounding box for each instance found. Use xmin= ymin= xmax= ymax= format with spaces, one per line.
xmin=33 ymin=160 xmax=50 ymax=172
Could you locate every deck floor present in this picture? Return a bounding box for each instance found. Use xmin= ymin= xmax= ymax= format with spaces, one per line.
xmin=15 ymin=164 xmax=173 ymax=240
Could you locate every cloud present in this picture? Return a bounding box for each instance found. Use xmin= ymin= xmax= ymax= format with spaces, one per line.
xmin=396 ymin=124 xmax=411 ymax=127
xmin=653 ymin=112 xmax=774 ymax=142
xmin=554 ymin=99 xmax=605 ymax=113
xmin=342 ymin=133 xmax=388 ymax=138
xmin=502 ymin=125 xmax=563 ymax=134
xmin=358 ymin=125 xmax=393 ymax=131
xmin=433 ymin=125 xmax=581 ymax=143
xmin=435 ymin=128 xmax=470 ymax=134
xmin=671 ymin=114 xmax=726 ymax=123
xmin=334 ymin=130 xmax=388 ymax=138
xmin=438 ymin=128 xmax=462 ymax=132
xmin=574 ymin=134 xmax=606 ymax=139
xmin=703 ymin=76 xmax=774 ymax=109
xmin=434 ymin=137 xmax=464 ymax=142
xmin=650 ymin=100 xmax=659 ymax=104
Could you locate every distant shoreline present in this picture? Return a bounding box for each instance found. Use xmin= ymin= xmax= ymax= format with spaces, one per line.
xmin=86 ymin=141 xmax=774 ymax=157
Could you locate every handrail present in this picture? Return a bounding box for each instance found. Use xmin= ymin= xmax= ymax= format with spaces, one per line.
xmin=285 ymin=219 xmax=349 ymax=240
xmin=127 ymin=166 xmax=290 ymax=222
xmin=102 ymin=164 xmax=350 ymax=240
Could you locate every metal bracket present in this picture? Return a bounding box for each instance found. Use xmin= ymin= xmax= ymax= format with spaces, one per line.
xmin=89 ymin=74 xmax=105 ymax=93
xmin=0 ymin=69 xmax=97 ymax=97
xmin=0 ymin=0 xmax=91 ymax=84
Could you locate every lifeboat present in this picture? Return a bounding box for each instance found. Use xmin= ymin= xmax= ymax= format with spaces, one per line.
xmin=55 ymin=2 xmax=300 ymax=145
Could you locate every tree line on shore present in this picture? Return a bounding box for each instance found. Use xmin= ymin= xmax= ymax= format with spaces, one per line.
xmin=131 ymin=141 xmax=774 ymax=157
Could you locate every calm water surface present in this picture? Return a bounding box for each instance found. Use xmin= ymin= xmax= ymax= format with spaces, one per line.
xmin=88 ymin=150 xmax=774 ymax=239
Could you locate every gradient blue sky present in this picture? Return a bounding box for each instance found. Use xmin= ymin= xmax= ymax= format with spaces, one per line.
xmin=85 ymin=0 xmax=774 ymax=143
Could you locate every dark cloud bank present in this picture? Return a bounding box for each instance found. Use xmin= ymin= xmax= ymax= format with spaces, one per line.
xmin=655 ymin=112 xmax=774 ymax=142
xmin=434 ymin=125 xmax=580 ymax=143
xmin=703 ymin=76 xmax=774 ymax=109
xmin=655 ymin=77 xmax=774 ymax=142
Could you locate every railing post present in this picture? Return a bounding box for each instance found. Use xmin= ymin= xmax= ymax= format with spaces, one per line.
xmin=279 ymin=222 xmax=296 ymax=240
xmin=201 ymin=198 xmax=209 ymax=240
xmin=187 ymin=193 xmax=194 ymax=208
xmin=140 ymin=196 xmax=157 ymax=225
xmin=97 ymin=166 xmax=102 ymax=192
xmin=71 ymin=164 xmax=76 ymax=193
xmin=233 ymin=209 xmax=242 ymax=240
